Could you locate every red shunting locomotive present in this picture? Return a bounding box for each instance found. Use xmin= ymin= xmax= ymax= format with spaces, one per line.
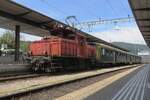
xmin=29 ymin=28 xmax=96 ymax=72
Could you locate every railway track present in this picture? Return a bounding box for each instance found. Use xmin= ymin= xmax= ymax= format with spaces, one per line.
xmin=0 ymin=64 xmax=143 ymax=100
xmin=0 ymin=69 xmax=111 ymax=82
xmin=0 ymin=73 xmax=45 ymax=82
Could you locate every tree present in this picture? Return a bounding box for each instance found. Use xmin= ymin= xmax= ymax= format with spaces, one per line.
xmin=0 ymin=30 xmax=15 ymax=49
xmin=20 ymin=41 xmax=30 ymax=52
xmin=0 ymin=30 xmax=30 ymax=52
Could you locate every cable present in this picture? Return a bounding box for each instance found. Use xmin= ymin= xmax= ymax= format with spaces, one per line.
xmin=65 ymin=0 xmax=98 ymax=20
xmin=74 ymin=1 xmax=99 ymax=19
xmin=41 ymin=0 xmax=67 ymax=16
xmin=119 ymin=0 xmax=129 ymax=16
xmin=105 ymin=0 xmax=120 ymax=17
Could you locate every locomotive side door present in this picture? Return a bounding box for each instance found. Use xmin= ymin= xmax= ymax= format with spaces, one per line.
xmin=76 ymin=34 xmax=87 ymax=58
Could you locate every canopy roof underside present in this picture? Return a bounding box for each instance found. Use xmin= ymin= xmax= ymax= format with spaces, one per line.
xmin=129 ymin=0 xmax=150 ymax=47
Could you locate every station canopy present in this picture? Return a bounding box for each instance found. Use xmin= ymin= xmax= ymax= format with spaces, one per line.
xmin=129 ymin=0 xmax=150 ymax=47
xmin=0 ymin=0 xmax=128 ymax=51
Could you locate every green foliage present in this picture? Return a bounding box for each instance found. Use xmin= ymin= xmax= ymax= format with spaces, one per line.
xmin=0 ymin=30 xmax=15 ymax=49
xmin=20 ymin=41 xmax=30 ymax=52
xmin=0 ymin=30 xmax=30 ymax=52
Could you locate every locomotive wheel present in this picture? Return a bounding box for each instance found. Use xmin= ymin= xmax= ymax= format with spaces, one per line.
xmin=45 ymin=67 xmax=51 ymax=73
xmin=32 ymin=66 xmax=39 ymax=72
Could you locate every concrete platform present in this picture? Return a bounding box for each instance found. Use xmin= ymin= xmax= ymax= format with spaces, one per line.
xmin=55 ymin=66 xmax=142 ymax=100
xmin=0 ymin=64 xmax=30 ymax=74
xmin=0 ymin=54 xmax=30 ymax=74
xmin=56 ymin=64 xmax=149 ymax=100
xmin=84 ymin=64 xmax=150 ymax=100
xmin=0 ymin=55 xmax=28 ymax=64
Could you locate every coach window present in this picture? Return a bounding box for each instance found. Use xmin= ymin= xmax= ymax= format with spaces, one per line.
xmin=105 ymin=49 xmax=108 ymax=56
xmin=102 ymin=48 xmax=105 ymax=55
xmin=107 ymin=50 xmax=110 ymax=56
xmin=109 ymin=51 xmax=111 ymax=56
xmin=106 ymin=49 xmax=109 ymax=56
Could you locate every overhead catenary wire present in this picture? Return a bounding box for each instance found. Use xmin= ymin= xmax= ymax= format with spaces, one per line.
xmin=75 ymin=17 xmax=134 ymax=31
xmin=40 ymin=0 xmax=134 ymax=33
xmin=41 ymin=0 xmax=67 ymax=17
xmin=105 ymin=0 xmax=120 ymax=17
xmin=72 ymin=0 xmax=100 ymax=19
xmin=119 ymin=0 xmax=130 ymax=17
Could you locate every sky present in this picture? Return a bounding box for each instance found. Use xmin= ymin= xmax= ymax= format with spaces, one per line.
xmin=0 ymin=0 xmax=145 ymax=44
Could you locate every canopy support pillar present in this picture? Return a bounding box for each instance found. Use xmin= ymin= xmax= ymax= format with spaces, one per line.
xmin=14 ymin=25 xmax=20 ymax=62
